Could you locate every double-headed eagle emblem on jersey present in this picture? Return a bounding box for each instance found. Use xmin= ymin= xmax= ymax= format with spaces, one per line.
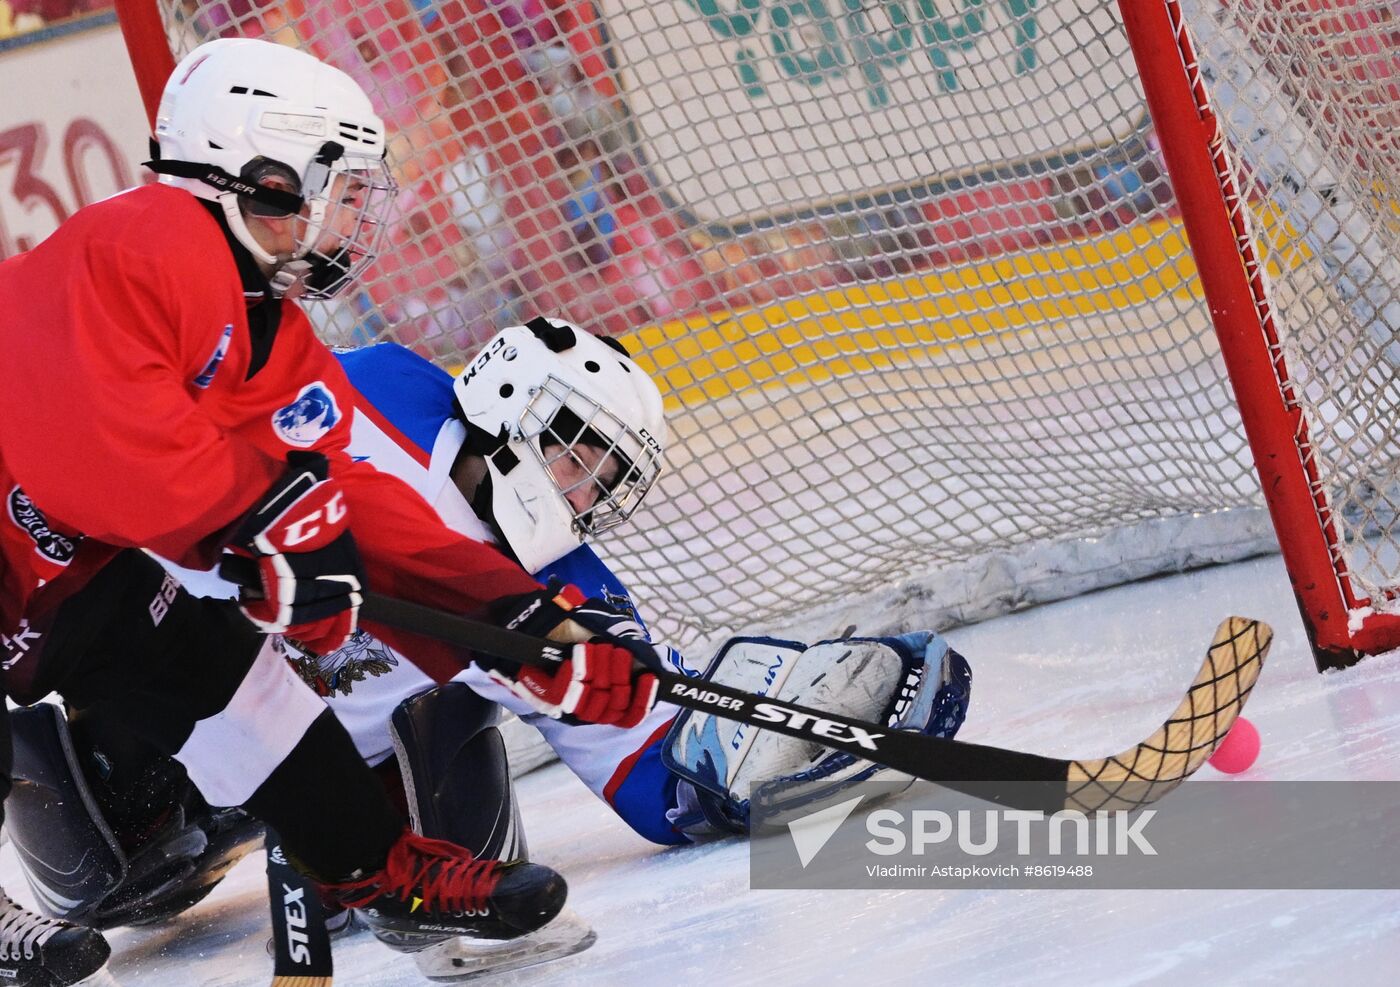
xmin=282 ymin=630 xmax=397 ymax=696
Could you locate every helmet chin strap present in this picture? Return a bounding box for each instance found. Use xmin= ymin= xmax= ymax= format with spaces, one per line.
xmin=269 ymin=259 xmax=314 ymax=298
xmin=219 ymin=193 xmax=282 ymax=267
xmin=218 ymin=191 xmax=331 ymax=298
xmin=469 ymin=471 xmax=529 ymax=569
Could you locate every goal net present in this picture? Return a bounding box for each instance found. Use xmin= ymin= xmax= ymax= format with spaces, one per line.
xmin=118 ymin=0 xmax=1400 ymax=662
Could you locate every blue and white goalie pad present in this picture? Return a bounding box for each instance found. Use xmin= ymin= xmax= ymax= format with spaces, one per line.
xmin=661 ymin=631 xmax=971 ymax=835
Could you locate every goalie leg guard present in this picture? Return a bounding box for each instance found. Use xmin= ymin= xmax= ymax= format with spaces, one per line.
xmin=375 ymin=683 xmax=596 ymax=979
xmin=69 ymin=702 xmax=266 ymax=928
xmin=389 ymin=682 xmax=524 ymax=861
xmin=5 ymin=703 xmax=126 ymax=924
xmin=663 ymin=631 xmax=972 ymax=834
xmin=7 ymin=702 xmax=265 ymax=930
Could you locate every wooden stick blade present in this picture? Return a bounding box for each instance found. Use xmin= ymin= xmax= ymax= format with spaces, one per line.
xmin=1065 ymin=616 xmax=1271 ymax=812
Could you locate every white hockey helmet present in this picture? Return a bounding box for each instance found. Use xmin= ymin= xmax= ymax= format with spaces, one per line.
xmin=150 ymin=38 xmax=396 ymax=298
xmin=453 ymin=318 xmax=666 ymax=573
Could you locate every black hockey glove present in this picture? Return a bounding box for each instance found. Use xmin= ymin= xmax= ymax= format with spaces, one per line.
xmin=490 ymin=583 xmax=651 ymax=648
xmin=222 ymin=452 xmax=365 ymax=655
xmin=562 ymin=597 xmax=648 ymax=641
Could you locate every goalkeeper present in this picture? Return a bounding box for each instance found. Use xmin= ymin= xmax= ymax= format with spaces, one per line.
xmin=292 ymin=317 xmax=973 ymax=846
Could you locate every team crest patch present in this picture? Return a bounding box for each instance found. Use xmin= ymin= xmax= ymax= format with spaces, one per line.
xmin=193 ymin=325 xmax=234 ymax=388
xmin=7 ymin=487 xmax=76 ymax=565
xmin=272 ymin=382 xmax=342 ymax=447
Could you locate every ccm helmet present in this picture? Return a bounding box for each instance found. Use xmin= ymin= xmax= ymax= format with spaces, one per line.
xmin=149 ymin=38 xmax=395 ymax=298
xmin=454 ymin=318 xmax=666 ymax=573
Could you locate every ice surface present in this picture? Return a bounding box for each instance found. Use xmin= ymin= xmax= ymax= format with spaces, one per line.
xmin=7 ymin=553 xmax=1400 ymax=986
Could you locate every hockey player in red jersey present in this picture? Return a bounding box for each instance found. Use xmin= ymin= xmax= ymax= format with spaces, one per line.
xmin=0 ymin=36 xmax=663 ymax=983
xmin=4 ymin=318 xmax=971 ymax=981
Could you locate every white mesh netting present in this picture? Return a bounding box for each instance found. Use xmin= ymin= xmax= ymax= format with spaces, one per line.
xmin=145 ymin=0 xmax=1399 ymax=650
xmin=1181 ymin=0 xmax=1400 ymax=616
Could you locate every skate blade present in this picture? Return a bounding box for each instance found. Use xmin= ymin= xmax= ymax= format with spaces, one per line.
xmin=412 ymin=908 xmax=596 ymax=982
xmin=75 ymin=969 xmax=122 ymax=987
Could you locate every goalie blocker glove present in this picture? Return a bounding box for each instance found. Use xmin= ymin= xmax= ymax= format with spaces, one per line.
xmin=663 ymin=630 xmax=972 ymax=836
xmin=223 ymin=451 xmax=364 ymax=655
xmin=485 ymin=585 xmax=665 ymax=728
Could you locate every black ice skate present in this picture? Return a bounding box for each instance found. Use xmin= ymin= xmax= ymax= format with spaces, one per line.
xmin=322 ymin=831 xmax=565 ymax=940
xmin=0 ymin=893 xmax=111 ymax=987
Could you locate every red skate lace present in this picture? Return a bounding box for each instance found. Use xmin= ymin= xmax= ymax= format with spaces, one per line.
xmin=332 ymin=832 xmax=502 ymax=914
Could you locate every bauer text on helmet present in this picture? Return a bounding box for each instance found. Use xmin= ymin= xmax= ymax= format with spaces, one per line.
xmin=149 ymin=38 xmax=397 ymax=299
xmin=453 ymin=318 xmax=666 ymax=573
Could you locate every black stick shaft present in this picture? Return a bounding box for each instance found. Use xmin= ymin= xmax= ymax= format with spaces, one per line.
xmin=359 ymin=592 xmax=1072 ymax=800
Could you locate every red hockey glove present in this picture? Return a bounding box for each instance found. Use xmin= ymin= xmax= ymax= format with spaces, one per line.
xmin=223 ymin=452 xmax=364 ymax=655
xmin=487 ymin=585 xmax=664 ymax=728
xmin=488 ymin=641 xmax=662 ymax=728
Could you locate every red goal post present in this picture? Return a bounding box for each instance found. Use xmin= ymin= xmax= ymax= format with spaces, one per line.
xmin=1121 ymin=1 xmax=1400 ymax=666
xmin=112 ymin=0 xmax=1400 ymax=669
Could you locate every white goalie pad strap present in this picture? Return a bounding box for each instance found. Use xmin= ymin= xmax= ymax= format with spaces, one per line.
xmin=175 ymin=637 xmax=326 ymax=806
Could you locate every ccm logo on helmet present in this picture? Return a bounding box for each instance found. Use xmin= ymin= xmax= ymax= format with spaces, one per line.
xmin=459 ymin=335 xmax=508 ymax=387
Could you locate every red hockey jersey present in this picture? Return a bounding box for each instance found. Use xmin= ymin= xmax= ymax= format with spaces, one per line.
xmin=0 ymin=184 xmax=539 ymax=682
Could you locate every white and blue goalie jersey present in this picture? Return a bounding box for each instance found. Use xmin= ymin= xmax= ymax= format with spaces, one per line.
xmin=303 ymin=342 xmax=690 ymax=845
